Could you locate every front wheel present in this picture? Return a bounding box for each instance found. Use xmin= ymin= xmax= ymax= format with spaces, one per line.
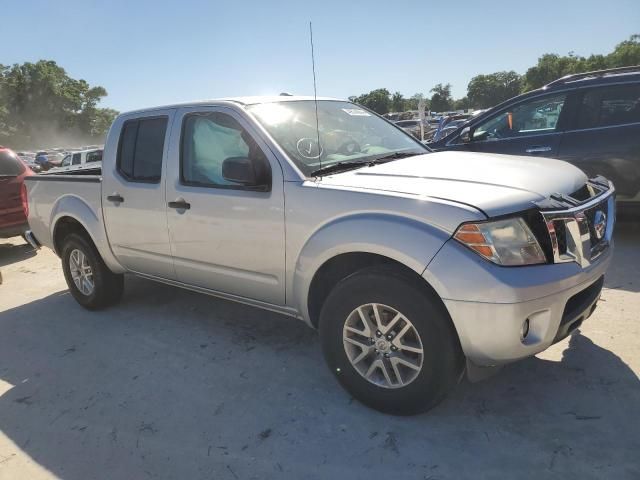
xmin=319 ymin=266 xmax=464 ymax=415
xmin=61 ymin=233 xmax=124 ymax=310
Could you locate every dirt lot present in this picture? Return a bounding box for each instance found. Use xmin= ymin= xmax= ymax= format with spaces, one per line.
xmin=0 ymin=223 xmax=638 ymax=480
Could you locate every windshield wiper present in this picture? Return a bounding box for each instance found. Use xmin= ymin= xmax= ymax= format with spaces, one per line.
xmin=310 ymin=151 xmax=422 ymax=177
xmin=370 ymin=151 xmax=423 ymax=162
xmin=310 ymin=160 xmax=371 ymax=177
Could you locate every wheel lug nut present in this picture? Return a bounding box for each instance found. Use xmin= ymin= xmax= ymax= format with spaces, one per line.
xmin=384 ymin=353 xmax=390 ymax=358
xmin=391 ymin=345 xmax=397 ymax=351
xmin=386 ymin=334 xmax=392 ymax=340
xmin=376 ymin=330 xmax=382 ymax=337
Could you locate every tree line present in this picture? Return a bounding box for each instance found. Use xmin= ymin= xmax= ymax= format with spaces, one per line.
xmin=0 ymin=60 xmax=118 ymax=149
xmin=350 ymin=34 xmax=640 ymax=115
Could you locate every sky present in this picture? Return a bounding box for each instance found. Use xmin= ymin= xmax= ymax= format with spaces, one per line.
xmin=2 ymin=0 xmax=639 ymax=112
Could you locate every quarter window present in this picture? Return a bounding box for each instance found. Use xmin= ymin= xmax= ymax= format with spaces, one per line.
xmin=577 ymin=84 xmax=640 ymax=129
xmin=117 ymin=117 xmax=168 ymax=182
xmin=72 ymin=153 xmax=81 ymax=165
xmin=472 ymin=94 xmax=567 ymax=141
xmin=181 ymin=112 xmax=269 ymax=188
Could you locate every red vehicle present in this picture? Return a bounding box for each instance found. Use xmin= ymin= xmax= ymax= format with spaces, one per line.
xmin=0 ymin=147 xmax=33 ymax=239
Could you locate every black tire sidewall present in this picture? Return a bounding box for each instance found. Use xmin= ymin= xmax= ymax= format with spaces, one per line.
xmin=319 ymin=267 xmax=462 ymax=415
xmin=61 ymin=234 xmax=111 ymax=310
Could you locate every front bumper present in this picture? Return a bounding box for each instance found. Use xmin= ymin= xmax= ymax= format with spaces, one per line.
xmin=424 ymin=237 xmax=612 ymax=366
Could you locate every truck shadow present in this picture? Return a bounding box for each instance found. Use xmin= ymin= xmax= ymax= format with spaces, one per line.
xmin=0 ymin=239 xmax=36 ymax=269
xmin=0 ymin=280 xmax=638 ymax=479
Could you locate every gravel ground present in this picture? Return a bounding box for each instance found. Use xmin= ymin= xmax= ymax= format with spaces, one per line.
xmin=0 ymin=223 xmax=638 ymax=480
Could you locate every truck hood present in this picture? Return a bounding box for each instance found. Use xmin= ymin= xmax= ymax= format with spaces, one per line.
xmin=318 ymin=151 xmax=588 ymax=217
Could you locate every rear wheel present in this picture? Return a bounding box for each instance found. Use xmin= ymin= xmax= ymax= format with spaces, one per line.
xmin=61 ymin=233 xmax=123 ymax=310
xmin=319 ymin=266 xmax=463 ymax=415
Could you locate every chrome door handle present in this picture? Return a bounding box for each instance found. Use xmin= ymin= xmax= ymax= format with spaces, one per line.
xmin=525 ymin=146 xmax=552 ymax=154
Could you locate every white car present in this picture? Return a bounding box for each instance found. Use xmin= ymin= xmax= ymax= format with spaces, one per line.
xmin=49 ymin=149 xmax=103 ymax=173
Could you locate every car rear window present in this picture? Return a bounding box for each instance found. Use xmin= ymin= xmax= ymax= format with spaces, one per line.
xmin=0 ymin=150 xmax=25 ymax=176
xmin=117 ymin=117 xmax=168 ymax=182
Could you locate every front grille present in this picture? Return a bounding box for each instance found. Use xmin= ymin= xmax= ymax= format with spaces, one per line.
xmin=538 ymin=177 xmax=615 ymax=268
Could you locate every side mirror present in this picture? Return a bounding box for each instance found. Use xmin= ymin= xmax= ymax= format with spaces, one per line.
xmin=222 ymin=156 xmax=271 ymax=191
xmin=459 ymin=126 xmax=472 ymax=143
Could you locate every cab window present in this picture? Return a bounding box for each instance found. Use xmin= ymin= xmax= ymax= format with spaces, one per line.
xmin=72 ymin=153 xmax=82 ymax=165
xmin=180 ymin=112 xmax=270 ymax=189
xmin=472 ymin=94 xmax=567 ymax=141
xmin=86 ymin=150 xmax=103 ymax=163
xmin=117 ymin=117 xmax=168 ymax=183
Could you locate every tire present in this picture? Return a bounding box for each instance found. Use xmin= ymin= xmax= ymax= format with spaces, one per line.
xmin=319 ymin=265 xmax=464 ymax=415
xmin=61 ymin=233 xmax=124 ymax=310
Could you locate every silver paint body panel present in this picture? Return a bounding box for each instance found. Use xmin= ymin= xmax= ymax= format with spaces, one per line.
xmin=25 ymin=96 xmax=612 ymax=367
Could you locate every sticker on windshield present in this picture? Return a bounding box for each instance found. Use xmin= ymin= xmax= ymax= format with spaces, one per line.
xmin=342 ymin=108 xmax=371 ymax=116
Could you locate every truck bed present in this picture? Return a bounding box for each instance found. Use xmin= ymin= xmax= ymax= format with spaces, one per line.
xmin=24 ymin=173 xmax=103 ymax=252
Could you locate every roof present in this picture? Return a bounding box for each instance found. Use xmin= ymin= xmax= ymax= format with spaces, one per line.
xmin=120 ymin=95 xmax=344 ymax=117
xmin=543 ymin=66 xmax=640 ymax=90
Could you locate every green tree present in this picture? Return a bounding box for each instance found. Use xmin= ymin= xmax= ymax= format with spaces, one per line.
xmin=0 ymin=60 xmax=117 ymax=148
xmin=391 ymin=91 xmax=405 ymax=112
xmin=522 ymin=34 xmax=640 ymax=91
xmin=352 ymin=88 xmax=391 ymax=114
xmin=467 ymin=71 xmax=522 ymax=108
xmin=453 ymin=97 xmax=470 ymax=110
xmin=429 ymin=83 xmax=453 ymax=112
xmin=607 ymin=34 xmax=640 ymax=67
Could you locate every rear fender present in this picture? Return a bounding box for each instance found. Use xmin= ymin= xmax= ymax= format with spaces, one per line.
xmin=51 ymin=195 xmax=125 ymax=273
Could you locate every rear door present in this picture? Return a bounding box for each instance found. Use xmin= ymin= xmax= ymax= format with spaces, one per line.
xmin=558 ymin=83 xmax=640 ymax=202
xmin=465 ymin=92 xmax=569 ymax=157
xmin=0 ymin=151 xmax=27 ymax=230
xmin=102 ymin=110 xmax=176 ymax=279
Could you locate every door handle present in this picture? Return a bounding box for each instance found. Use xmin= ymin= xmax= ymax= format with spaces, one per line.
xmin=525 ymin=146 xmax=552 ymax=154
xmin=168 ymin=199 xmax=191 ymax=210
xmin=107 ymin=194 xmax=124 ymax=204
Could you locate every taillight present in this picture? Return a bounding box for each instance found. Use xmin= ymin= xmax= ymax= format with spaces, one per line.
xmin=21 ymin=183 xmax=29 ymax=218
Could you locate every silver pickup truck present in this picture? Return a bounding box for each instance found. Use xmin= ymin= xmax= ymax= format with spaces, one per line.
xmin=24 ymin=96 xmax=615 ymax=414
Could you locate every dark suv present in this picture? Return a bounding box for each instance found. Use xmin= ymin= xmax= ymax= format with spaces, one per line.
xmin=429 ymin=66 xmax=640 ymax=213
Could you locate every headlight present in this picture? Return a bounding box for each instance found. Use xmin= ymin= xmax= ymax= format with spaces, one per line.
xmin=453 ymin=217 xmax=546 ymax=266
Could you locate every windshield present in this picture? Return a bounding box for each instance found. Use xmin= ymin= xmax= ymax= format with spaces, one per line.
xmin=247 ymin=100 xmax=428 ymax=176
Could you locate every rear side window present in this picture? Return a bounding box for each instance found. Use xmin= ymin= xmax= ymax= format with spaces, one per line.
xmin=0 ymin=151 xmax=25 ymax=176
xmin=72 ymin=153 xmax=82 ymax=165
xmin=86 ymin=150 xmax=102 ymax=163
xmin=117 ymin=117 xmax=168 ymax=182
xmin=577 ymin=84 xmax=640 ymax=129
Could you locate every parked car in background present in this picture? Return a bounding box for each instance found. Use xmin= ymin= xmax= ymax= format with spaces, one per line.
xmin=0 ymin=147 xmax=33 ymax=239
xmin=394 ymin=119 xmax=423 ymax=139
xmin=25 ymin=96 xmax=615 ymax=414
xmin=34 ymin=151 xmax=50 ymax=170
xmin=49 ymin=148 xmax=103 ymax=174
xmin=429 ymin=66 xmax=640 ymax=214
xmin=16 ymin=151 xmax=42 ymax=173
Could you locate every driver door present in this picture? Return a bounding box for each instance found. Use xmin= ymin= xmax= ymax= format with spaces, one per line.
xmin=467 ymin=93 xmax=568 ymax=157
xmin=165 ymin=106 xmax=286 ymax=305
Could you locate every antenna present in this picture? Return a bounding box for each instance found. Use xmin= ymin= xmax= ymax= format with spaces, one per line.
xmin=309 ymin=21 xmax=322 ymax=174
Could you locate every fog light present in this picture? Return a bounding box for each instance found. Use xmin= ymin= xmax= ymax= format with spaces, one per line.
xmin=521 ymin=318 xmax=530 ymax=339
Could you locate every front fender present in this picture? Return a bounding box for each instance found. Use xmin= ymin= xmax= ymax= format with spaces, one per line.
xmin=50 ymin=195 xmax=125 ymax=273
xmin=291 ymin=213 xmax=451 ymax=323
